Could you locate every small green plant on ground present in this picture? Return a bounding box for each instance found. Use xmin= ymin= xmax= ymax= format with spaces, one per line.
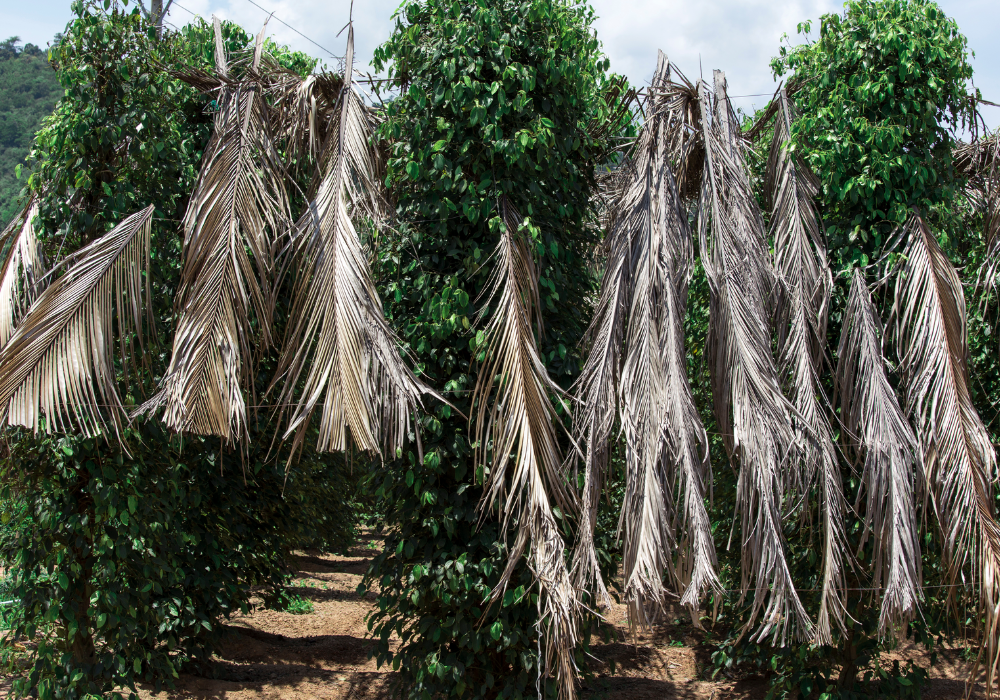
xmin=267 ymin=591 xmax=314 ymax=616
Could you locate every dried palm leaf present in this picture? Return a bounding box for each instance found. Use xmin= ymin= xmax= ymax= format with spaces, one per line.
xmin=147 ymin=19 xmax=288 ymax=441
xmin=765 ymin=87 xmax=846 ymax=644
xmin=268 ymin=69 xmax=345 ymax=167
xmin=474 ymin=195 xmax=579 ymax=699
xmin=838 ymin=268 xmax=922 ymax=636
xmin=572 ymin=54 xmax=719 ymax=624
xmin=0 ymin=206 xmax=153 ymax=438
xmin=271 ymin=24 xmax=427 ymax=458
xmin=955 ymin=133 xmax=1000 ymax=291
xmin=894 ymin=212 xmax=1000 ymax=690
xmin=698 ymin=70 xmax=812 ymax=645
xmin=0 ymin=198 xmax=45 ymax=348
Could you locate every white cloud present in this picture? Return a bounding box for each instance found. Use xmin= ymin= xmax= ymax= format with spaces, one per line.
xmin=10 ymin=0 xmax=1000 ymax=128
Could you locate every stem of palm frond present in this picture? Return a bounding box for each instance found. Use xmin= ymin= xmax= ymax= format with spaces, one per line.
xmin=473 ymin=195 xmax=579 ymax=699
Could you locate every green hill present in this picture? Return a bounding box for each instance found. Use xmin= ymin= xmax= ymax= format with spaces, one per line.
xmin=0 ymin=37 xmax=62 ymax=224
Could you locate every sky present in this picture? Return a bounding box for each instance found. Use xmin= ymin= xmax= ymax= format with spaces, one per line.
xmin=6 ymin=0 xmax=999 ymax=130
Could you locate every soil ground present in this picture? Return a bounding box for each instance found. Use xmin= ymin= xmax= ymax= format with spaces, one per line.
xmin=1 ymin=532 xmax=988 ymax=699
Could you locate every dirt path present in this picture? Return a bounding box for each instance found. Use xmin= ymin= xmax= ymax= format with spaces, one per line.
xmin=135 ymin=532 xmax=985 ymax=700
xmin=0 ymin=531 xmax=982 ymax=699
xmin=139 ymin=533 xmax=395 ymax=700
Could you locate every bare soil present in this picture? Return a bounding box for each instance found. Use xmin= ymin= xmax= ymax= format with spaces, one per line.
xmin=1 ymin=532 xmax=989 ymax=699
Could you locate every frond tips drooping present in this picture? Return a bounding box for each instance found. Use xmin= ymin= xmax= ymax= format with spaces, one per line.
xmin=0 ymin=206 xmax=154 ymax=439
xmin=473 ymin=196 xmax=579 ymax=699
xmin=0 ymin=198 xmax=45 ymax=349
xmin=699 ymin=70 xmax=812 ymax=645
xmin=895 ymin=212 xmax=1000 ymax=690
xmin=766 ymin=86 xmax=846 ymax=644
xmin=271 ymin=24 xmax=428 ymax=459
xmin=838 ymin=268 xmax=922 ymax=636
xmin=150 ymin=20 xmax=288 ymax=442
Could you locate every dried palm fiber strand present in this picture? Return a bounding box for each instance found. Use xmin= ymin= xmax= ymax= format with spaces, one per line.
xmin=698 ymin=70 xmax=812 ymax=644
xmin=955 ymin=133 xmax=1000 ymax=291
xmin=268 ymin=68 xmax=344 ymax=171
xmin=837 ymin=268 xmax=922 ymax=636
xmin=145 ymin=18 xmax=288 ymax=441
xmin=765 ymin=86 xmax=846 ymax=644
xmin=473 ymin=195 xmax=579 ymax=700
xmin=0 ymin=205 xmax=154 ymax=440
xmin=0 ymin=197 xmax=45 ymax=349
xmin=894 ymin=212 xmax=1000 ymax=691
xmin=270 ymin=24 xmax=429 ymax=459
xmin=570 ymin=53 xmax=719 ymax=625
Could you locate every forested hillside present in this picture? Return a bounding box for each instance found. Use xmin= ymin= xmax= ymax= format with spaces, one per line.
xmin=0 ymin=37 xmax=61 ymax=223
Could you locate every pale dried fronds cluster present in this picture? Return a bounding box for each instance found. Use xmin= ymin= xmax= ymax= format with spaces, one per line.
xmin=0 ymin=206 xmax=154 ymax=439
xmin=571 ymin=53 xmax=718 ymax=636
xmin=838 ymin=269 xmax=922 ymax=635
xmin=5 ymin=18 xmax=1000 ymax=700
xmin=894 ymin=213 xmax=1000 ymax=690
xmin=472 ymin=195 xmax=580 ymax=696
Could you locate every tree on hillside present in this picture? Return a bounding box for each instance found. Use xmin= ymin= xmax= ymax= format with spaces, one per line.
xmin=0 ymin=35 xmax=60 ymax=224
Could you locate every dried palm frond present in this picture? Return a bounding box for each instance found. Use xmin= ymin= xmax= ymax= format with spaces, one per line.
xmin=572 ymin=53 xmax=718 ymax=624
xmin=147 ymin=19 xmax=288 ymax=441
xmin=765 ymin=87 xmax=846 ymax=644
xmin=268 ymin=69 xmax=345 ymax=167
xmin=474 ymin=195 xmax=578 ymax=699
xmin=955 ymin=133 xmax=1000 ymax=291
xmin=0 ymin=206 xmax=153 ymax=439
xmin=698 ymin=70 xmax=812 ymax=645
xmin=569 ymin=214 xmax=627 ymax=609
xmin=838 ymin=268 xmax=922 ymax=636
xmin=271 ymin=24 xmax=427 ymax=459
xmin=0 ymin=198 xmax=45 ymax=348
xmin=618 ymin=132 xmax=677 ymax=627
xmin=894 ymin=212 xmax=1000 ymax=690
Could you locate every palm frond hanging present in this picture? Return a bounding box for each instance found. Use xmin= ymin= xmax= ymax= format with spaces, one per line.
xmin=571 ymin=53 xmax=719 ymax=625
xmin=698 ymin=70 xmax=812 ymax=644
xmin=0 ymin=205 xmax=153 ymax=439
xmin=765 ymin=86 xmax=846 ymax=643
xmin=473 ymin=196 xmax=579 ymax=699
xmin=146 ymin=19 xmax=288 ymax=441
xmin=894 ymin=212 xmax=1000 ymax=690
xmin=270 ymin=24 xmax=429 ymax=458
xmin=0 ymin=198 xmax=45 ymax=349
xmin=838 ymin=268 xmax=922 ymax=635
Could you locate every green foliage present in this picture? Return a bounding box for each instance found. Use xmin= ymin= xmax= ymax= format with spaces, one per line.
xmin=267 ymin=591 xmax=315 ymax=615
xmin=360 ymin=0 xmax=616 ymax=697
xmin=0 ymin=36 xmax=61 ymax=224
xmin=771 ymin=0 xmax=975 ymax=267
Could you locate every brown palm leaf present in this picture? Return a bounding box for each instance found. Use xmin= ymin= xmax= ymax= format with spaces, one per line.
xmin=838 ymin=268 xmax=922 ymax=636
xmin=698 ymin=70 xmax=812 ymax=645
xmin=0 ymin=198 xmax=45 ymax=348
xmin=0 ymin=206 xmax=153 ymax=439
xmin=474 ymin=195 xmax=579 ymax=700
xmin=147 ymin=19 xmax=288 ymax=441
xmin=571 ymin=53 xmax=719 ymax=623
xmin=271 ymin=24 xmax=427 ymax=459
xmin=955 ymin=133 xmax=1000 ymax=291
xmin=765 ymin=86 xmax=846 ymax=644
xmin=894 ymin=212 xmax=1000 ymax=690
